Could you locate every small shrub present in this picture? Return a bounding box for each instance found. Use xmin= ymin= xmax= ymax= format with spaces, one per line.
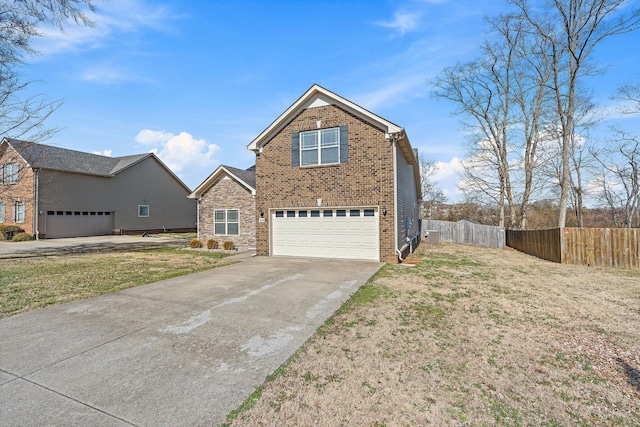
xmin=222 ymin=240 xmax=235 ymax=250
xmin=0 ymin=225 xmax=23 ymax=241
xmin=11 ymin=232 xmax=33 ymax=242
xmin=189 ymin=239 xmax=203 ymax=248
xmin=207 ymin=239 xmax=219 ymax=250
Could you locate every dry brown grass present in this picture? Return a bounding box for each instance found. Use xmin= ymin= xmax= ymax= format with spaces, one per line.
xmin=226 ymin=243 xmax=640 ymax=426
xmin=0 ymin=248 xmax=234 ymax=318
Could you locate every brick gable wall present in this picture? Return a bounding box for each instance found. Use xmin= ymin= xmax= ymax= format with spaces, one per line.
xmin=0 ymin=145 xmax=35 ymax=236
xmin=198 ymin=176 xmax=256 ymax=250
xmin=255 ymin=104 xmax=398 ymax=262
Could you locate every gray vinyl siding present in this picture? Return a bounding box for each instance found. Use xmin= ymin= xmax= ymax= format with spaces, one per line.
xmin=395 ymin=144 xmax=420 ymax=250
xmin=38 ymin=156 xmax=196 ymax=235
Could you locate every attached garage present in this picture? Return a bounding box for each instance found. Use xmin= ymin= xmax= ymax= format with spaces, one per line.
xmin=44 ymin=211 xmax=114 ymax=239
xmin=271 ymin=207 xmax=379 ymax=261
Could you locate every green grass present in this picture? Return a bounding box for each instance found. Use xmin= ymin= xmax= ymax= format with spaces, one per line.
xmin=0 ymin=248 xmax=233 ymax=318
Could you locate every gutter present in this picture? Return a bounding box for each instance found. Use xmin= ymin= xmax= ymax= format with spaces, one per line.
xmin=390 ymin=132 xmax=403 ymax=262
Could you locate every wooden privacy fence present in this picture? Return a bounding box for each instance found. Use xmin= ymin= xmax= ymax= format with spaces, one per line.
xmin=564 ymin=228 xmax=640 ymax=269
xmin=505 ymin=227 xmax=640 ymax=269
xmin=422 ymin=219 xmax=505 ymax=249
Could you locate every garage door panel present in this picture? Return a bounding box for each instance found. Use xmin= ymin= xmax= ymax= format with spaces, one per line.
xmin=46 ymin=211 xmax=113 ymax=238
xmin=271 ymin=208 xmax=379 ymax=261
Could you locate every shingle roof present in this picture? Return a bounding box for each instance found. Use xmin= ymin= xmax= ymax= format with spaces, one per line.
xmin=188 ymin=164 xmax=256 ymax=199
xmin=5 ymin=139 xmax=151 ymax=176
xmin=223 ymin=164 xmax=256 ymax=190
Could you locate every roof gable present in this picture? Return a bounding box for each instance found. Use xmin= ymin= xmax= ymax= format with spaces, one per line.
xmin=189 ymin=164 xmax=256 ymax=199
xmin=247 ymin=84 xmax=404 ymax=152
xmin=1 ymin=138 xmax=192 ymax=192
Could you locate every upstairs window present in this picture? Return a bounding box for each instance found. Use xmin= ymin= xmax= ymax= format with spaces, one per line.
xmin=0 ymin=202 xmax=5 ymax=223
xmin=300 ymin=128 xmax=339 ymax=166
xmin=2 ymin=163 xmax=19 ymax=184
xmin=292 ymin=125 xmax=348 ymax=167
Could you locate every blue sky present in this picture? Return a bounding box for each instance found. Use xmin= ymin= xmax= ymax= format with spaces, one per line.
xmin=20 ymin=0 xmax=640 ymax=200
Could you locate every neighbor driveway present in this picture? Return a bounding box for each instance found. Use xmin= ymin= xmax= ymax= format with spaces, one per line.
xmin=0 ymin=254 xmax=383 ymax=426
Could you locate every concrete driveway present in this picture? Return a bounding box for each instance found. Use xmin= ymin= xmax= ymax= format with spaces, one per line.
xmin=0 ymin=254 xmax=383 ymax=426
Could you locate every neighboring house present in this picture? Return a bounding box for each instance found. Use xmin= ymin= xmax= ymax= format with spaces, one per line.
xmin=188 ymin=165 xmax=256 ymax=250
xmin=247 ymin=84 xmax=422 ymax=263
xmin=0 ymin=138 xmax=196 ymax=239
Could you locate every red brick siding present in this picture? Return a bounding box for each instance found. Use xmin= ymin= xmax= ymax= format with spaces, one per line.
xmin=0 ymin=146 xmax=35 ymax=236
xmin=198 ymin=176 xmax=256 ymax=250
xmin=255 ymin=104 xmax=398 ymax=263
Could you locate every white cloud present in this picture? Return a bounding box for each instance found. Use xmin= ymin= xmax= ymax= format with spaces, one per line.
xmin=376 ymin=11 xmax=422 ymax=35
xmin=134 ymin=129 xmax=220 ymax=175
xmin=135 ymin=129 xmax=176 ymax=145
xmin=93 ymin=149 xmax=112 ymax=157
xmin=433 ymin=157 xmax=464 ymax=201
xmin=31 ymin=0 xmax=177 ymax=57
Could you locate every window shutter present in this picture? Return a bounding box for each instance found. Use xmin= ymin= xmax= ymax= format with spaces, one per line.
xmin=291 ymin=132 xmax=300 ymax=167
xmin=339 ymin=125 xmax=348 ymax=163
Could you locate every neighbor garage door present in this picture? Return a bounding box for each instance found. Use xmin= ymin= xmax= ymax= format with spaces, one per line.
xmin=271 ymin=207 xmax=379 ymax=261
xmin=45 ymin=211 xmax=113 ymax=238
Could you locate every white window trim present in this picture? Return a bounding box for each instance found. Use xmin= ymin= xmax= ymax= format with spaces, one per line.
xmin=138 ymin=205 xmax=150 ymax=217
xmin=300 ymin=127 xmax=340 ymax=167
xmin=214 ymin=209 xmax=240 ymax=236
xmin=2 ymin=163 xmax=19 ymax=184
xmin=13 ymin=201 xmax=25 ymax=223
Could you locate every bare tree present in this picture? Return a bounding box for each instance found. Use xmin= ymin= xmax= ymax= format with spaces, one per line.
xmin=592 ymin=131 xmax=640 ymax=227
xmin=419 ymin=154 xmax=447 ymax=219
xmin=616 ymin=76 xmax=640 ymax=115
xmin=433 ymin=14 xmax=554 ymax=229
xmin=0 ymin=0 xmax=95 ymax=140
xmin=509 ymin=0 xmax=640 ymax=233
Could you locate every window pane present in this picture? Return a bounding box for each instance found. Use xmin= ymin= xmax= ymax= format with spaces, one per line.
xmin=275 ymin=211 xmax=284 ymax=217
xmin=321 ymin=128 xmax=339 ymax=146
xmin=336 ymin=210 xmax=346 ymax=217
xmin=227 ymin=210 xmax=239 ymax=222
xmin=0 ymin=202 xmax=5 ymax=223
xmin=364 ymin=209 xmax=375 ymax=217
xmin=5 ymin=163 xmax=18 ymax=184
xmin=298 ymin=210 xmax=307 ymax=217
xmin=301 ymin=149 xmax=318 ymax=166
xmin=227 ymin=223 xmax=239 ymax=235
xmin=214 ymin=223 xmax=226 ymax=235
xmin=311 ymin=210 xmax=320 ymax=217
xmin=15 ymin=202 xmax=25 ymax=223
xmin=323 ymin=210 xmax=333 ymax=217
xmin=286 ymin=210 xmax=296 ymax=218
xmin=214 ymin=210 xmax=226 ymax=221
xmin=321 ymin=147 xmax=339 ymax=164
xmin=138 ymin=205 xmax=149 ymax=217
xmin=300 ymin=131 xmax=318 ymax=149
xmin=350 ymin=209 xmax=360 ymax=217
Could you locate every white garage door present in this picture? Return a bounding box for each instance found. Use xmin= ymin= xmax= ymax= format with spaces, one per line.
xmin=271 ymin=207 xmax=379 ymax=261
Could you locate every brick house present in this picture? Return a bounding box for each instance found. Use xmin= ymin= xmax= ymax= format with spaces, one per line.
xmin=188 ymin=165 xmax=256 ymax=250
xmin=247 ymin=84 xmax=422 ymax=263
xmin=0 ymin=138 xmax=196 ymax=239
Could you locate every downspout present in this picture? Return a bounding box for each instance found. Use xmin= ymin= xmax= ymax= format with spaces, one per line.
xmin=196 ymin=196 xmax=201 ymax=241
xmin=34 ymin=168 xmax=40 ymax=240
xmin=390 ymin=134 xmax=403 ymax=262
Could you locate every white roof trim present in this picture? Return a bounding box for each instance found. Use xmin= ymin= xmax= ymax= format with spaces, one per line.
xmin=188 ymin=165 xmax=256 ymax=199
xmin=247 ymin=84 xmax=403 ymax=152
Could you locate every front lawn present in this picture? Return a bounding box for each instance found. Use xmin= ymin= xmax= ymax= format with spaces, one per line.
xmin=226 ymin=244 xmax=640 ymax=426
xmin=0 ymin=248 xmax=234 ymax=319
